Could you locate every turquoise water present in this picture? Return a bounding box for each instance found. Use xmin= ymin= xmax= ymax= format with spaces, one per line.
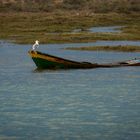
xmin=0 ymin=40 xmax=140 ymax=140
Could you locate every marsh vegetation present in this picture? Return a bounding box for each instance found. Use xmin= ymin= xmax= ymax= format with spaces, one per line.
xmin=0 ymin=12 xmax=140 ymax=44
xmin=65 ymin=45 xmax=140 ymax=52
xmin=0 ymin=0 xmax=139 ymax=45
xmin=0 ymin=0 xmax=140 ymax=13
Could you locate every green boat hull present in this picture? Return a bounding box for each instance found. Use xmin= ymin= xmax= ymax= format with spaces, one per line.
xmin=32 ymin=57 xmax=72 ymax=69
xmin=32 ymin=57 xmax=98 ymax=69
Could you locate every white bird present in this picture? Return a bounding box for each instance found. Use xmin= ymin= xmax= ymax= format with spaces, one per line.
xmin=32 ymin=40 xmax=39 ymax=51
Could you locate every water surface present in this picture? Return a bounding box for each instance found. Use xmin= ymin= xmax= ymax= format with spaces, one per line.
xmin=88 ymin=26 xmax=123 ymax=33
xmin=0 ymin=40 xmax=140 ymax=140
xmin=73 ymin=26 xmax=123 ymax=33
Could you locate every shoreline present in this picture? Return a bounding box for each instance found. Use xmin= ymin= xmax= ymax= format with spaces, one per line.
xmin=65 ymin=45 xmax=140 ymax=52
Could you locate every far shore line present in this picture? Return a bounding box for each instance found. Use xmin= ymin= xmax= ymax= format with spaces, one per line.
xmin=65 ymin=45 xmax=140 ymax=52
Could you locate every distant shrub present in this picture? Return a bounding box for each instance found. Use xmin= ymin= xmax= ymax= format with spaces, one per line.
xmin=0 ymin=0 xmax=139 ymax=13
xmin=61 ymin=0 xmax=88 ymax=10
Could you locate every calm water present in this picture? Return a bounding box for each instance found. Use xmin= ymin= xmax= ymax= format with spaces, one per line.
xmin=88 ymin=26 xmax=123 ymax=33
xmin=0 ymin=40 xmax=140 ymax=140
xmin=73 ymin=26 xmax=123 ymax=33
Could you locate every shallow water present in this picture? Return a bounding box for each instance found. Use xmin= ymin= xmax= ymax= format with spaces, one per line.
xmin=73 ymin=26 xmax=123 ymax=33
xmin=0 ymin=40 xmax=140 ymax=140
xmin=88 ymin=26 xmax=123 ymax=33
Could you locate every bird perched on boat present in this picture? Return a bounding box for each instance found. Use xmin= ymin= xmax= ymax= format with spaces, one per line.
xmin=32 ymin=40 xmax=39 ymax=50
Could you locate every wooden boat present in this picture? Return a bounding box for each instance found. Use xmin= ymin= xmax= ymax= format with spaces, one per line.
xmin=28 ymin=50 xmax=140 ymax=69
xmin=28 ymin=50 xmax=99 ymax=69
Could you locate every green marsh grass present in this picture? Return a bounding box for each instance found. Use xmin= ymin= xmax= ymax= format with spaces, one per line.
xmin=0 ymin=12 xmax=140 ymax=44
xmin=65 ymin=45 xmax=140 ymax=52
